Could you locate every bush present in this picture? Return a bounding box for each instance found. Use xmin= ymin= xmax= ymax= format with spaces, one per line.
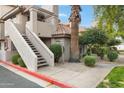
xmin=18 ymin=58 xmax=26 ymax=67
xmin=91 ymin=45 xmax=99 ymax=54
xmin=107 ymin=51 xmax=118 ymax=62
xmin=107 ymin=38 xmax=121 ymax=46
xmin=86 ymin=48 xmax=92 ymax=55
xmin=11 ymin=54 xmax=20 ymax=64
xmin=97 ymin=47 xmax=106 ymax=59
xmin=83 ymin=55 xmax=96 ymax=67
xmin=109 ymin=47 xmax=119 ymax=53
xmin=50 ymin=44 xmax=62 ymax=62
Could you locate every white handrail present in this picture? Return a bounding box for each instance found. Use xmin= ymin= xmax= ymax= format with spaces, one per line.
xmin=26 ymin=27 xmax=54 ymax=66
xmin=26 ymin=28 xmax=53 ymax=57
xmin=5 ymin=19 xmax=38 ymax=71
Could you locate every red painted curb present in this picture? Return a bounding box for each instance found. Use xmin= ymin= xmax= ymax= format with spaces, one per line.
xmin=0 ymin=60 xmax=76 ymax=88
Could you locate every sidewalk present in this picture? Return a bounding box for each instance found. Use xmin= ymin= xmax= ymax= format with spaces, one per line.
xmin=38 ymin=62 xmax=119 ymax=88
xmin=0 ymin=55 xmax=124 ymax=88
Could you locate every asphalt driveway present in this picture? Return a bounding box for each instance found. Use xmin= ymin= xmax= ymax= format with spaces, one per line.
xmin=0 ymin=66 xmax=43 ymax=88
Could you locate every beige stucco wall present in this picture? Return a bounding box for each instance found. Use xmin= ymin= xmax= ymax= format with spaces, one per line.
xmin=27 ymin=21 xmax=56 ymax=37
xmin=26 ymin=21 xmax=55 ymax=37
xmin=42 ymin=5 xmax=58 ymax=31
xmin=52 ymin=37 xmax=71 ymax=61
xmin=37 ymin=21 xmax=56 ymax=37
xmin=40 ymin=38 xmax=51 ymax=48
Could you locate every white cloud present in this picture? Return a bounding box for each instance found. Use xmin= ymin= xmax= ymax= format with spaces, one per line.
xmin=59 ymin=13 xmax=67 ymax=17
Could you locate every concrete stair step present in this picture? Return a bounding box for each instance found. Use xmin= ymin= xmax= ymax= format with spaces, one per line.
xmin=28 ymin=44 xmax=33 ymax=46
xmin=31 ymin=47 xmax=36 ymax=49
xmin=36 ymin=54 xmax=42 ymax=57
xmin=29 ymin=44 xmax=35 ymax=47
xmin=38 ymin=59 xmax=46 ymax=64
xmin=27 ymin=42 xmax=32 ymax=44
xmin=35 ymin=52 xmax=40 ymax=55
xmin=37 ymin=63 xmax=48 ymax=68
xmin=25 ymin=39 xmax=30 ymax=41
xmin=38 ymin=57 xmax=44 ymax=60
xmin=38 ymin=57 xmax=45 ymax=60
xmin=33 ymin=50 xmax=38 ymax=52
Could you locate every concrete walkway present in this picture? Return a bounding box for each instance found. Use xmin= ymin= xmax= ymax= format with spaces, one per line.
xmin=0 ymin=55 xmax=124 ymax=88
xmin=38 ymin=55 xmax=124 ymax=88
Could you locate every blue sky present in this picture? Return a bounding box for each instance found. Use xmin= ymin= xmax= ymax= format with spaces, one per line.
xmin=59 ymin=5 xmax=95 ymax=28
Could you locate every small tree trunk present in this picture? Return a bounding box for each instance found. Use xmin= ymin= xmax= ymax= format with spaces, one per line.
xmin=69 ymin=22 xmax=80 ymax=62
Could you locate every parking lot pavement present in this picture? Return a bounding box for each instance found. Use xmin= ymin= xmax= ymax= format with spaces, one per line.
xmin=0 ymin=66 xmax=43 ymax=88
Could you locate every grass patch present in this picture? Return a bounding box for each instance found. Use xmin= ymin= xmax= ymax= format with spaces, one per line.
xmin=97 ymin=66 xmax=124 ymax=88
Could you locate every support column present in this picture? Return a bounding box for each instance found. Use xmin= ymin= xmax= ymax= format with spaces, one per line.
xmin=29 ymin=8 xmax=38 ymax=34
xmin=0 ymin=20 xmax=5 ymax=51
xmin=1 ymin=42 xmax=4 ymax=50
xmin=15 ymin=13 xmax=28 ymax=34
xmin=0 ymin=20 xmax=4 ymax=40
xmin=0 ymin=20 xmax=6 ymax=61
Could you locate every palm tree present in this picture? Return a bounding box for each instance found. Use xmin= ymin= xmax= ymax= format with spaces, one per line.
xmin=69 ymin=5 xmax=81 ymax=62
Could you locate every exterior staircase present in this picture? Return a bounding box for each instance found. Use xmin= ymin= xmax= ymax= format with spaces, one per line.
xmin=5 ymin=19 xmax=54 ymax=71
xmin=22 ymin=35 xmax=48 ymax=68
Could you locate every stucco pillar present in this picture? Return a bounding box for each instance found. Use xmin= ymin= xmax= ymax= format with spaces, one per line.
xmin=29 ymin=8 xmax=38 ymax=34
xmin=1 ymin=42 xmax=5 ymax=50
xmin=14 ymin=13 xmax=27 ymax=34
xmin=0 ymin=20 xmax=6 ymax=61
xmin=0 ymin=20 xmax=4 ymax=39
xmin=0 ymin=20 xmax=5 ymax=51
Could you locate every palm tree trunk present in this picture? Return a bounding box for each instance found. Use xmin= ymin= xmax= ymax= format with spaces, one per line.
xmin=70 ymin=22 xmax=80 ymax=62
xmin=69 ymin=5 xmax=81 ymax=62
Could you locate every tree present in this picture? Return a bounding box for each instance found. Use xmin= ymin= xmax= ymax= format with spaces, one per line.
xmin=79 ymin=28 xmax=108 ymax=46
xmin=69 ymin=5 xmax=81 ymax=62
xmin=94 ymin=6 xmax=124 ymax=39
xmin=79 ymin=28 xmax=108 ymax=55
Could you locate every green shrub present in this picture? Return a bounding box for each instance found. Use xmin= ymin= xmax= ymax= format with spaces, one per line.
xmin=97 ymin=47 xmax=106 ymax=59
xmin=107 ymin=38 xmax=121 ymax=46
xmin=18 ymin=58 xmax=26 ymax=67
xmin=91 ymin=45 xmax=100 ymax=54
xmin=104 ymin=47 xmax=109 ymax=54
xmin=11 ymin=54 xmax=20 ymax=64
xmin=82 ymin=53 xmax=87 ymax=57
xmin=83 ymin=55 xmax=96 ymax=67
xmin=107 ymin=51 xmax=118 ymax=62
xmin=109 ymin=47 xmax=119 ymax=54
xmin=50 ymin=44 xmax=62 ymax=62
